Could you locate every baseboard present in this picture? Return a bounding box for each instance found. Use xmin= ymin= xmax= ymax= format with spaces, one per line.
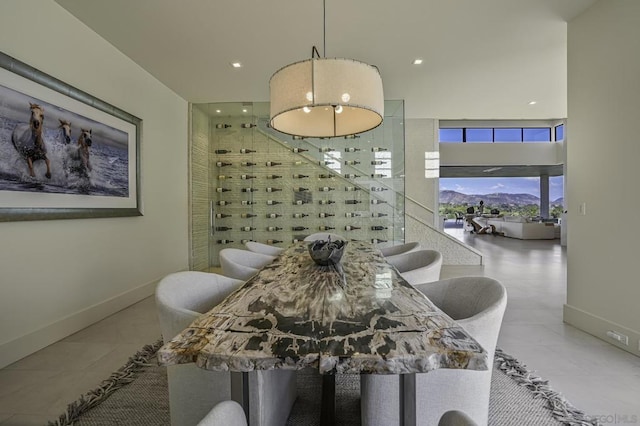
xmin=564 ymin=304 xmax=640 ymax=358
xmin=0 ymin=279 xmax=159 ymax=369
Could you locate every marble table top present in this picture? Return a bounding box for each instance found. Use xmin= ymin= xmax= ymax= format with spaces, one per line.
xmin=157 ymin=240 xmax=488 ymax=375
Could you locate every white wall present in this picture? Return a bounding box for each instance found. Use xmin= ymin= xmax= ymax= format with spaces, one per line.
xmin=564 ymin=0 xmax=640 ymax=357
xmin=440 ymin=143 xmax=561 ymax=167
xmin=0 ymin=0 xmax=189 ymax=367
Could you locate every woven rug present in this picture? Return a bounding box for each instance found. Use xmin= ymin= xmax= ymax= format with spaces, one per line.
xmin=47 ymin=339 xmax=600 ymax=426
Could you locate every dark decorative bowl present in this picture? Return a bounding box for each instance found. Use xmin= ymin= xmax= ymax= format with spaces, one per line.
xmin=308 ymin=239 xmax=347 ymax=266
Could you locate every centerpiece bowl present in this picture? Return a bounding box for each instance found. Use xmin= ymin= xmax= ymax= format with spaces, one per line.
xmin=307 ymin=238 xmax=347 ymax=266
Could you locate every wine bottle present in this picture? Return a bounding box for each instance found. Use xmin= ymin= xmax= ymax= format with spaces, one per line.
xmin=344 ymin=134 xmax=360 ymax=139
xmin=292 ymin=226 xmax=308 ymax=231
xmin=344 ymin=225 xmax=361 ymax=231
xmin=371 ymin=238 xmax=388 ymax=243
xmin=241 ymin=161 xmax=256 ymax=166
xmin=241 ymin=174 xmax=256 ymax=180
xmin=216 ymin=187 xmax=231 ymax=193
xmin=344 ymin=147 xmax=361 ymax=152
xmin=265 ymin=161 xmax=282 ymax=167
xmin=240 ymin=226 xmax=256 ymax=231
xmin=371 ymin=160 xmax=387 ymax=165
xmin=318 ymin=226 xmax=335 ymax=231
xmin=266 ymin=187 xmax=282 ymax=192
xmin=215 ymin=226 xmax=232 ymax=231
xmin=241 ymin=200 xmax=256 ymax=205
xmin=267 ymin=175 xmax=283 ymax=179
xmin=345 ymin=160 xmax=361 ymax=165
xmin=318 ymin=174 xmax=335 ymax=179
xmin=216 ymin=213 xmax=232 ymax=218
xmin=318 ymin=187 xmax=335 ymax=192
xmin=371 ymin=187 xmax=388 ymax=192
xmin=345 ymin=186 xmax=361 ymax=191
xmin=318 ymin=200 xmax=335 ymax=205
xmin=215 ymin=124 xmax=231 ymax=129
xmin=241 ymin=213 xmax=256 ymax=218
xmin=241 ymin=187 xmax=258 ymax=192
xmin=293 ymin=200 xmax=309 ymax=205
xmin=294 ymin=187 xmax=309 ymax=192
xmin=345 ymin=212 xmax=362 ymax=218
xmin=293 ymin=213 xmax=309 ymax=218
xmin=371 ymin=199 xmax=387 ymax=204
xmin=216 ymin=161 xmax=232 ymax=167
xmin=293 ymin=161 xmax=306 ymax=166
xmin=267 ymin=226 xmax=282 ymax=231
xmin=371 ymin=147 xmax=388 ymax=152
xmin=218 ymin=175 xmax=232 ymax=180
xmin=318 ymin=213 xmax=335 ymax=218
xmin=240 ymin=239 xmax=255 ymax=244
xmin=345 ymin=200 xmax=362 ymax=204
xmin=215 ymin=149 xmax=232 ymax=154
xmin=344 ymin=174 xmax=361 ymax=178
xmin=292 ymin=135 xmax=304 ymax=140
xmin=267 ymin=239 xmax=283 ymax=244
xmin=216 ymin=200 xmax=230 ymax=206
xmin=372 ymin=212 xmax=388 ymax=217
xmin=371 ymin=173 xmax=385 ymax=178
xmin=371 ymin=226 xmax=388 ymax=231
xmin=292 ymin=147 xmax=308 ymax=153
xmin=319 ymin=161 xmax=334 ymax=166
xmin=266 ymin=213 xmax=282 ymax=218
xmin=292 ymin=238 xmax=302 ymax=243
xmin=240 ymin=148 xmax=256 ymax=153
xmin=217 ymin=239 xmax=234 ymax=244
xmin=266 ymin=200 xmax=281 ymax=205
xmin=319 ymin=147 xmax=336 ymax=152
xmin=293 ymin=174 xmax=309 ymax=179
xmin=241 ymin=123 xmax=256 ymax=128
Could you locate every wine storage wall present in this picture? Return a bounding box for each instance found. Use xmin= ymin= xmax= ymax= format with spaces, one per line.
xmin=206 ymin=102 xmax=405 ymax=267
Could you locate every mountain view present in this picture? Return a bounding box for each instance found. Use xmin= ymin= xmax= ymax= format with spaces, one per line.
xmin=440 ymin=190 xmax=563 ymax=206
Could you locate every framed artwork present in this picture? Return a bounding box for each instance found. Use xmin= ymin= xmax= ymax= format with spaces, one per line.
xmin=0 ymin=51 xmax=142 ymax=222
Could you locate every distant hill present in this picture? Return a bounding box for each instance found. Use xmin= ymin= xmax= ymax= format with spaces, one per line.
xmin=440 ymin=190 xmax=543 ymax=206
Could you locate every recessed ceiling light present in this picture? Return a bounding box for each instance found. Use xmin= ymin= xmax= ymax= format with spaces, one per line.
xmin=231 ymin=62 xmax=242 ymax=68
xmin=242 ymin=109 xmax=248 ymax=113
xmin=412 ymin=59 xmax=423 ymax=65
xmin=215 ymin=109 xmax=221 ymax=113
xmin=528 ymin=100 xmax=537 ymax=105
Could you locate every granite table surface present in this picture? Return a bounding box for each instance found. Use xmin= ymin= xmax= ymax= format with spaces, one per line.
xmin=157 ymin=240 xmax=488 ymax=375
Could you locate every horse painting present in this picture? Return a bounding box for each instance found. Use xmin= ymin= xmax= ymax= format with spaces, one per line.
xmin=11 ymin=103 xmax=52 ymax=179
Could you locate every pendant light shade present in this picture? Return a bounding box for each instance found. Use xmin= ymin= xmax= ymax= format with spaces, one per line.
xmin=269 ymin=57 xmax=384 ymax=138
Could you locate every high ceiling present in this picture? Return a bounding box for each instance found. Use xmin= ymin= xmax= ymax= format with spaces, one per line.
xmin=55 ymin=0 xmax=596 ymax=120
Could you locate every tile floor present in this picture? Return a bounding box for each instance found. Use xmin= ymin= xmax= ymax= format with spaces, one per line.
xmin=1 ymin=232 xmax=639 ymax=425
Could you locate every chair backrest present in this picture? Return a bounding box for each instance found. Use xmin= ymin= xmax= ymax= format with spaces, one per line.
xmin=197 ymin=400 xmax=248 ymax=426
xmin=379 ymin=241 xmax=421 ymax=257
xmin=156 ymin=271 xmax=243 ymax=341
xmin=387 ymin=249 xmax=443 ymax=285
xmin=219 ymin=248 xmax=275 ymax=280
xmin=245 ymin=241 xmax=284 ymax=256
xmin=438 ymin=410 xmax=478 ymax=426
xmin=303 ymin=232 xmax=345 ymax=242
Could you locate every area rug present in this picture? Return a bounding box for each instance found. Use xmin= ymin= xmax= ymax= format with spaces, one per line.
xmin=47 ymin=339 xmax=600 ymax=426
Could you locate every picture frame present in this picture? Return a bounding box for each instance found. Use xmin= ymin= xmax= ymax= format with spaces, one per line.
xmin=0 ymin=51 xmax=142 ymax=222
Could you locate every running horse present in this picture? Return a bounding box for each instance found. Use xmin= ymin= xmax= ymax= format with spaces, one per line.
xmin=77 ymin=128 xmax=92 ymax=173
xmin=58 ymin=119 xmax=72 ymax=144
xmin=11 ymin=103 xmax=52 ymax=179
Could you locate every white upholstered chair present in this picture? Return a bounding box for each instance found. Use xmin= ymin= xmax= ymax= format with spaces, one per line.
xmin=303 ymin=232 xmax=345 ymax=242
xmin=156 ymin=271 xmax=297 ymax=426
xmin=386 ymin=249 xmax=443 ymax=285
xmin=197 ymin=401 xmax=247 ymax=426
xmin=438 ymin=410 xmax=478 ymax=426
xmin=244 ymin=241 xmax=284 ymax=256
xmin=219 ymin=248 xmax=275 ymax=280
xmin=361 ymin=276 xmax=507 ymax=426
xmin=379 ymin=241 xmax=421 ymax=257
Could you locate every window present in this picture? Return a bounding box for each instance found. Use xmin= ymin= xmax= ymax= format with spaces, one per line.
xmin=555 ymin=124 xmax=564 ymax=141
xmin=465 ymin=128 xmax=493 ymax=143
xmin=324 ymin=152 xmax=341 ymax=173
xmin=494 ymin=128 xmax=522 ymax=143
xmin=374 ymin=151 xmax=392 ymax=178
xmin=523 ymin=128 xmax=551 ymax=142
xmin=439 ymin=128 xmax=463 ymax=142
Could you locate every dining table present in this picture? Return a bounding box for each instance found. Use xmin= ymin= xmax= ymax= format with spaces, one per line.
xmin=157 ymin=240 xmax=488 ymax=426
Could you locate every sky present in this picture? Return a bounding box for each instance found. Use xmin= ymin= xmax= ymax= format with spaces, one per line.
xmin=440 ymin=177 xmax=564 ymax=201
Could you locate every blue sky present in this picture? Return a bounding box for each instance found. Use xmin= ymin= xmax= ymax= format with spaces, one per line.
xmin=440 ymin=177 xmax=564 ymax=201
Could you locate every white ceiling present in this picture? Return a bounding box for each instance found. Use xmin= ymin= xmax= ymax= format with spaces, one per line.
xmin=55 ymin=0 xmax=596 ymax=120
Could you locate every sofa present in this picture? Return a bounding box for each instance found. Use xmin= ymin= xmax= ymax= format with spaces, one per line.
xmin=479 ymin=215 xmax=558 ymax=240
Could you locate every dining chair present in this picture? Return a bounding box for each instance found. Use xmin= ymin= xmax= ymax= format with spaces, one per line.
xmin=219 ymin=248 xmax=275 ymax=280
xmin=303 ymin=232 xmax=345 ymax=242
xmin=244 ymin=241 xmax=284 ymax=256
xmin=361 ymin=276 xmax=507 ymax=426
xmin=156 ymin=271 xmax=297 ymax=426
xmin=386 ymin=249 xmax=443 ymax=285
xmin=197 ymin=400 xmax=247 ymax=426
xmin=438 ymin=410 xmax=478 ymax=426
xmin=379 ymin=241 xmax=422 ymax=257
